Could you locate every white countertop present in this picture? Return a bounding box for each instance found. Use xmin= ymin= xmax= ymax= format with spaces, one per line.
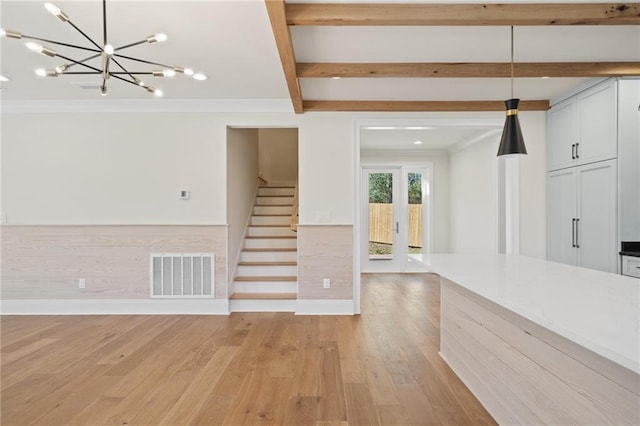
xmin=409 ymin=254 xmax=640 ymax=374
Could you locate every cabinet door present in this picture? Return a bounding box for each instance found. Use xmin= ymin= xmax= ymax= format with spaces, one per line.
xmin=577 ymin=80 xmax=617 ymax=166
xmin=547 ymin=168 xmax=577 ymax=266
xmin=577 ymin=160 xmax=618 ymax=273
xmin=547 ymin=97 xmax=577 ymax=171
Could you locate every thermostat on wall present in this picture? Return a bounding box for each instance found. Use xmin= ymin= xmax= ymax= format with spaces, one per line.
xmin=179 ymin=189 xmax=190 ymax=200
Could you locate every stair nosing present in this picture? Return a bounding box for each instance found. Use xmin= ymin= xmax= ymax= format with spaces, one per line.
xmin=243 ymin=248 xmax=297 ymax=252
xmin=245 ymin=236 xmax=296 ymax=239
xmin=234 ymin=276 xmax=297 ymax=282
xmin=230 ymin=292 xmax=297 ymax=300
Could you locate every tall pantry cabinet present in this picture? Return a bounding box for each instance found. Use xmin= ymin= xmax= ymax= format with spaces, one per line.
xmin=546 ymin=78 xmax=639 ymax=273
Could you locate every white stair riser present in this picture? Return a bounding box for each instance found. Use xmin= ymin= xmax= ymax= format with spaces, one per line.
xmin=245 ymin=238 xmax=297 ymax=249
xmin=229 ymin=299 xmax=296 ymax=313
xmin=248 ymin=227 xmax=296 ymax=237
xmin=234 ymin=282 xmax=298 ymax=293
xmin=253 ymin=205 xmax=291 ymax=215
xmin=251 ymin=216 xmax=290 ymax=226
xmin=258 ymin=187 xmax=294 ymax=196
xmin=241 ymin=251 xmax=297 ymax=262
xmin=238 ymin=265 xmax=297 ymax=276
xmin=256 ymin=197 xmax=293 ymax=206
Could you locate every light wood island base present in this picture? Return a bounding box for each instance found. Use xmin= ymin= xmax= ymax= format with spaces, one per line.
xmin=440 ymin=277 xmax=640 ymax=425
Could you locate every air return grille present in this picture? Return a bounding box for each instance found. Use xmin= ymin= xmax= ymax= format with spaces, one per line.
xmin=150 ymin=253 xmax=214 ymax=298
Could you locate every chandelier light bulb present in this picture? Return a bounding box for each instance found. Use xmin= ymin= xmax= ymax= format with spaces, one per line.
xmin=26 ymin=41 xmax=43 ymax=53
xmin=44 ymin=2 xmax=61 ymax=16
xmin=55 ymin=64 xmax=70 ymax=73
xmin=0 ymin=28 xmax=5 ymax=37
xmin=100 ymin=86 xmax=107 ymax=96
xmin=0 ymin=75 xmax=9 ymax=82
xmin=163 ymin=69 xmax=176 ymax=77
xmin=154 ymin=88 xmax=163 ymax=97
xmin=183 ymin=68 xmax=194 ymax=76
xmin=35 ymin=68 xmax=47 ymax=77
xmin=103 ymin=44 xmax=114 ymax=56
xmin=193 ymin=73 xmax=207 ymax=81
xmin=147 ymin=33 xmax=168 ymax=44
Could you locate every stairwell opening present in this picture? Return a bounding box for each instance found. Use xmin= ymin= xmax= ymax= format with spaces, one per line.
xmin=226 ymin=127 xmax=299 ymax=311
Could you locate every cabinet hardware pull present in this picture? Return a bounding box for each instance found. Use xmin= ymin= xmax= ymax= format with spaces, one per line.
xmin=575 ymin=143 xmax=580 ymax=159
xmin=571 ymin=144 xmax=576 ymax=160
xmin=572 ymin=218 xmax=576 ymax=247
xmin=575 ymin=218 xmax=580 ymax=248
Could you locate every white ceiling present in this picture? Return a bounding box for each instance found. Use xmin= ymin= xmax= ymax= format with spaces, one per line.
xmin=1 ymin=0 xmax=638 ymax=102
xmin=360 ymin=126 xmax=497 ymax=151
xmin=0 ymin=1 xmax=289 ymax=99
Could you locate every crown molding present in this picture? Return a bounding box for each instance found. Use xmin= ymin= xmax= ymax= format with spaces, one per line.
xmin=0 ymin=98 xmax=294 ymax=114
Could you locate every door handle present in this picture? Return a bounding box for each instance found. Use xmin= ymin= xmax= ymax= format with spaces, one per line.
xmin=395 ymin=222 xmax=399 ymax=234
xmin=575 ymin=218 xmax=580 ymax=248
xmin=571 ymin=144 xmax=576 ymax=160
xmin=575 ymin=143 xmax=580 ymax=159
xmin=572 ymin=218 xmax=576 ymax=247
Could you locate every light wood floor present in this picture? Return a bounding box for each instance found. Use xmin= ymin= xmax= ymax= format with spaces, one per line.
xmin=1 ymin=273 xmax=495 ymax=425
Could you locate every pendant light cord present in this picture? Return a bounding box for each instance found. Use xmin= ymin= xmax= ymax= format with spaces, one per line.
xmin=510 ymin=25 xmax=514 ymax=99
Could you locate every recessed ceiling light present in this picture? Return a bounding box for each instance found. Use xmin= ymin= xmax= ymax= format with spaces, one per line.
xmin=406 ymin=126 xmax=433 ymax=130
xmin=0 ymin=75 xmax=9 ymax=82
xmin=541 ymin=76 xmax=550 ymax=79
xmin=414 ymin=140 xmax=423 ymax=145
xmin=331 ymin=76 xmax=341 ymax=80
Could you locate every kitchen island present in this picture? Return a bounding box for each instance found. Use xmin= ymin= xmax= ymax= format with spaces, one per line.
xmin=410 ymin=254 xmax=640 ymax=425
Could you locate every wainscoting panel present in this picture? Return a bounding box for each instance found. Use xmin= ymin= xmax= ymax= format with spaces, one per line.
xmin=1 ymin=226 xmax=227 ymax=300
xmin=297 ymin=225 xmax=353 ymax=300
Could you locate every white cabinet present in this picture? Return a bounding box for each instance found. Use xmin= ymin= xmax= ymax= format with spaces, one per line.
xmin=547 ymin=79 xmax=617 ymax=172
xmin=547 ymin=160 xmax=618 ymax=273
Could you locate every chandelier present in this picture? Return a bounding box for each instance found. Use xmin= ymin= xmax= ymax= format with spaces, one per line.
xmin=1 ymin=0 xmax=206 ymax=97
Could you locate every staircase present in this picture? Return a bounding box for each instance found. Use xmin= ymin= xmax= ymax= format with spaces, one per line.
xmin=229 ymin=183 xmax=297 ymax=311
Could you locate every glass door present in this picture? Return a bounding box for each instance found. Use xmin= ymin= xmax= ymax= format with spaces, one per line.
xmin=362 ymin=168 xmax=401 ymax=272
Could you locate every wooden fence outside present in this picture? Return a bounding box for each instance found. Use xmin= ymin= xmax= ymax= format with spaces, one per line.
xmin=369 ymin=203 xmax=423 ymax=247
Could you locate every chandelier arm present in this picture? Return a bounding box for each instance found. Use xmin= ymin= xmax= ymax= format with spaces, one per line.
xmin=21 ymin=35 xmax=101 ymax=53
xmin=61 ymin=71 xmax=153 ymax=75
xmin=64 ymin=53 xmax=102 ymax=70
xmin=56 ymin=53 xmax=103 ymax=73
xmin=66 ymin=20 xmax=103 ymax=51
xmin=109 ymin=57 xmax=140 ymax=82
xmin=109 ymin=73 xmax=152 ymax=89
xmin=112 ymin=53 xmax=174 ymax=69
xmin=114 ymin=40 xmax=147 ymax=51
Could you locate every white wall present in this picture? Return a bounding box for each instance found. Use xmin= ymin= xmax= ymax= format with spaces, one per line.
xmin=258 ymin=128 xmax=298 ymax=183
xmin=518 ymin=113 xmax=547 ymax=259
xmin=449 ymin=136 xmax=500 ymax=254
xmin=1 ymin=113 xmax=225 ymax=225
xmin=360 ymin=149 xmax=450 ymax=253
xmin=226 ymin=128 xmax=259 ymax=282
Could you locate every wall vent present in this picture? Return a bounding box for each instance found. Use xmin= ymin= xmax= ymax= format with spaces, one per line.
xmin=150 ymin=253 xmax=214 ymax=298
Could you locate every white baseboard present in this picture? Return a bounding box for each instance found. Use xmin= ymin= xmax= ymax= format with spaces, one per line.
xmin=296 ymin=299 xmax=355 ymax=315
xmin=1 ymin=299 xmax=230 ymax=315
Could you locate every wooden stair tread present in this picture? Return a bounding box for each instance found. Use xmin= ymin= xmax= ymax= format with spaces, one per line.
xmin=235 ymin=276 xmax=297 ymax=282
xmin=246 ymin=236 xmax=296 ymax=239
xmin=258 ymin=195 xmax=294 ymax=198
xmin=252 ymin=214 xmax=290 ymax=217
xmin=230 ymin=293 xmax=297 ymax=300
xmin=256 ymin=204 xmax=293 ymax=207
xmin=249 ymin=225 xmax=291 ymax=228
xmin=259 ymin=186 xmax=295 ymax=189
xmin=238 ymin=261 xmax=297 ymax=266
xmin=243 ymin=248 xmax=297 ymax=252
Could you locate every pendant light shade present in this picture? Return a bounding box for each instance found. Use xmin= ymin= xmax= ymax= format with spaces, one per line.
xmin=498 ymin=98 xmax=527 ymax=156
xmin=497 ymin=27 xmax=527 ymax=157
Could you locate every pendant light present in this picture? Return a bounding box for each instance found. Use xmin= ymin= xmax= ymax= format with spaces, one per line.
xmin=497 ymin=26 xmax=527 ymax=157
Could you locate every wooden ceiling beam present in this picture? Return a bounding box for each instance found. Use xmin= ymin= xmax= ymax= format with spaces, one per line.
xmin=297 ymin=62 xmax=640 ymax=78
xmin=265 ymin=0 xmax=304 ymax=114
xmin=286 ymin=3 xmax=640 ymax=26
xmin=303 ymin=100 xmax=550 ymax=112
